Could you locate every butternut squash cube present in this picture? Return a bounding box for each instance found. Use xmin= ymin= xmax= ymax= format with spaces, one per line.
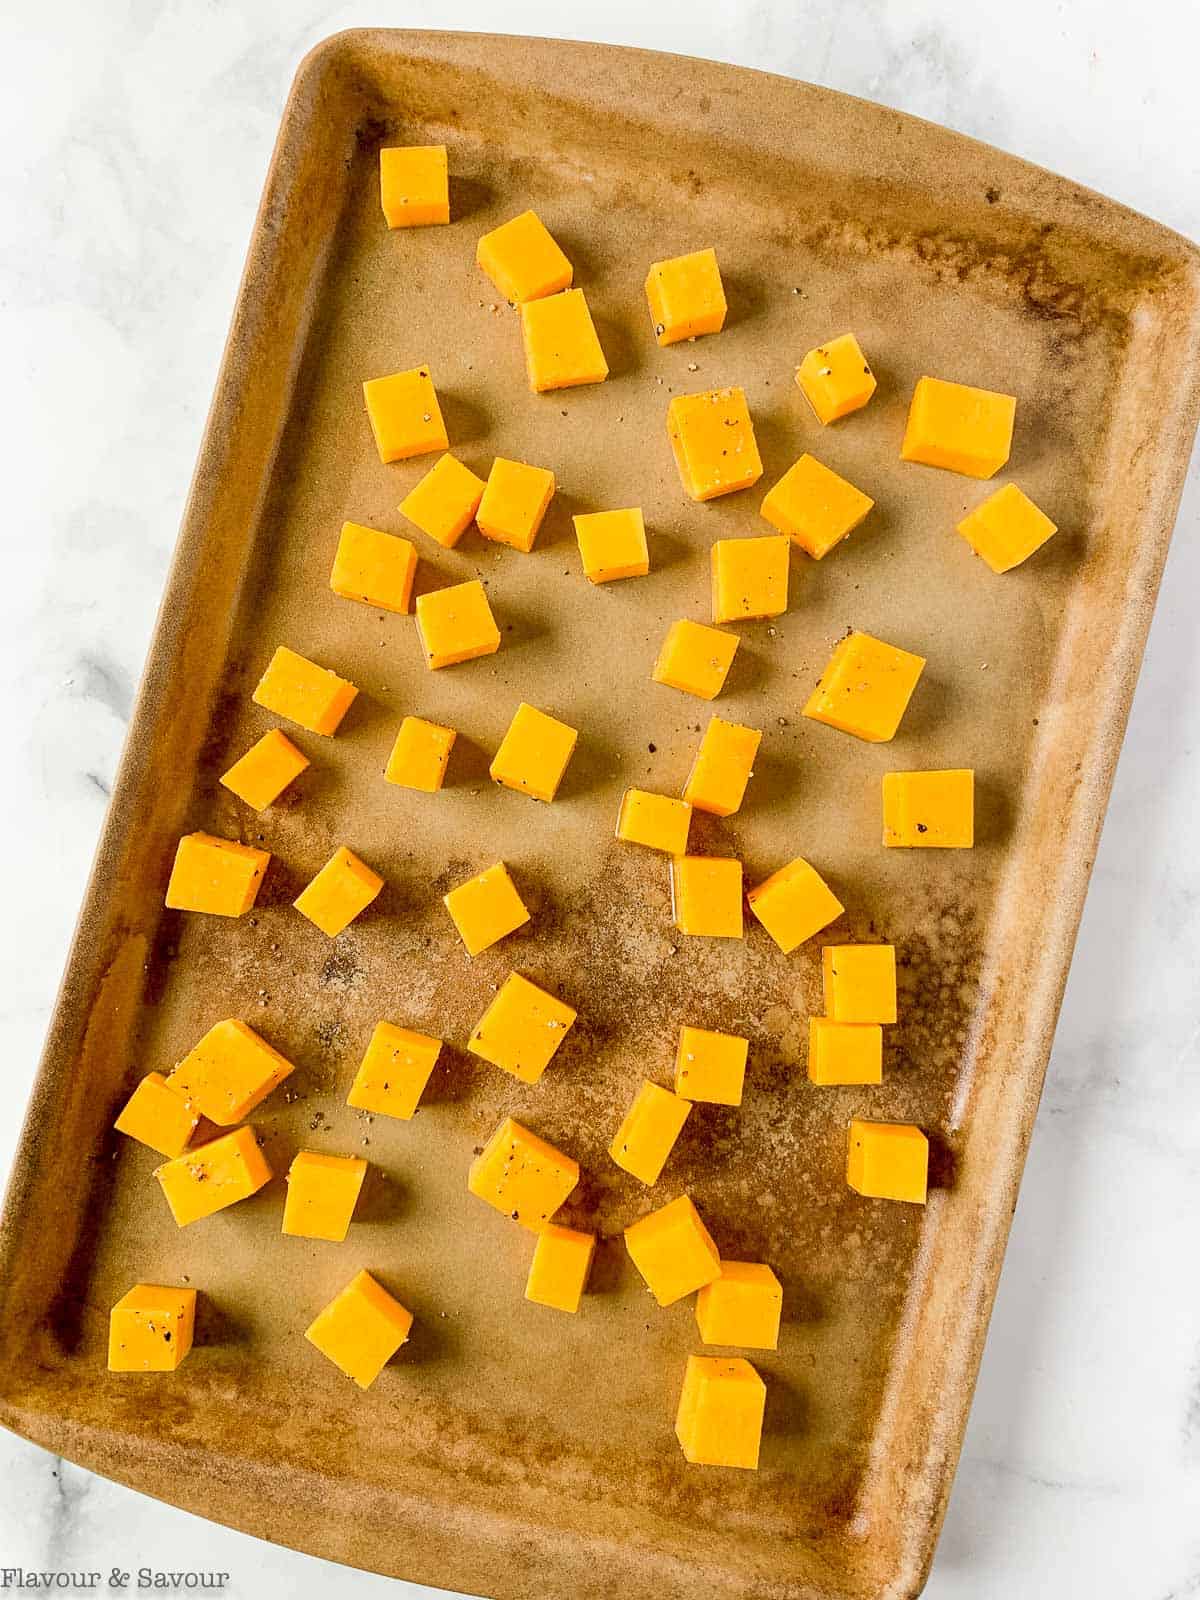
xmin=219 ymin=729 xmax=309 ymax=812
xmin=847 ymin=1118 xmax=928 ymax=1204
xmin=468 ymin=972 xmax=576 ymax=1084
xmin=252 ymin=646 xmax=358 ymax=736
xmin=808 ymin=1017 xmax=882 ymax=1086
xmin=956 ymin=483 xmax=1057 ymax=573
xmin=525 ymin=1223 xmax=596 ymax=1313
xmin=901 ymin=375 xmax=1016 ymax=479
xmin=760 ymin=453 xmax=875 ymax=559
xmin=108 ymin=1284 xmax=196 ymax=1373
xmin=490 ymin=702 xmax=578 ymax=802
xmin=747 ymin=856 xmax=843 ymax=954
xmin=114 ymin=1073 xmax=198 ymax=1159
xmin=329 ymin=521 xmax=418 ymax=614
xmin=363 ymin=365 xmax=448 ymax=464
xmin=476 ymin=209 xmax=572 ymax=304
xmin=521 ymin=288 xmax=609 ymax=392
xmin=883 ymin=768 xmax=975 ymax=848
xmin=822 ymin=944 xmax=897 ymax=1025
xmin=674 ymin=1025 xmax=748 ymax=1106
xmin=379 ymin=144 xmax=448 ymax=228
xmin=282 ymin=1151 xmax=367 ymax=1242
xmin=385 ymin=715 xmax=456 ymax=792
xmin=305 ymin=1269 xmax=412 ymax=1390
xmin=476 ymin=458 xmax=556 ymax=552
xmin=711 ymin=534 xmax=790 ymax=623
xmin=165 ymin=832 xmax=270 ymax=918
xmin=625 ymin=1194 xmax=721 ymax=1306
xmin=573 ymin=507 xmax=649 ymax=584
xmin=347 ymin=1021 xmax=442 ymax=1121
xmin=415 ymin=579 xmax=501 ymax=669
xmin=695 ymin=1262 xmax=782 ymax=1351
xmin=468 ymin=1115 xmax=579 ymax=1230
xmin=616 ymin=789 xmax=692 ymax=855
xmin=293 ymin=846 xmax=384 ymax=937
xmin=803 ymin=630 xmax=926 ymax=743
xmin=671 ymin=855 xmax=743 ymax=939
xmin=676 ymin=1356 xmax=766 ymax=1468
xmin=399 ymin=452 xmax=487 ymax=550
xmin=652 ymin=619 xmax=739 ymax=701
xmin=609 ymin=1080 xmax=691 ymax=1186
xmin=683 ymin=717 xmax=761 ymax=817
xmin=155 ymin=1126 xmax=272 ymax=1227
xmin=795 ymin=332 xmax=876 ymax=424
xmin=443 ymin=861 xmax=530 ymax=956
xmin=668 ymin=387 xmax=763 ymax=501
xmin=167 ymin=1018 xmax=294 ymax=1125
xmin=645 ymin=248 xmax=727 ymax=346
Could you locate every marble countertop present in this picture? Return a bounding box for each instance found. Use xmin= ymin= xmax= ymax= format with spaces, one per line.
xmin=2 ymin=3 xmax=1198 ymax=1596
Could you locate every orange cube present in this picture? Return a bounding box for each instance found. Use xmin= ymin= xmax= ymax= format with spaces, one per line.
xmin=882 ymin=769 xmax=975 ymax=848
xmin=252 ymin=646 xmax=358 ymax=736
xmin=443 ymin=861 xmax=530 ymax=957
xmin=384 ymin=716 xmax=456 ymax=792
xmin=347 ymin=1021 xmax=442 ymax=1121
xmin=625 ymin=1194 xmax=721 ymax=1306
xmin=683 ymin=717 xmax=761 ymax=817
xmin=747 ymin=856 xmax=843 ymax=954
xmin=803 ymin=631 xmax=926 ymax=743
xmin=847 ymin=1119 xmax=928 ymax=1204
xmin=521 ymin=288 xmax=608 ymax=392
xmin=676 ymin=1356 xmax=766 ymax=1468
xmin=113 ymin=1072 xmax=199 ymax=1159
xmin=652 ymin=619 xmax=739 ymax=700
xmin=379 ymin=145 xmax=448 ymax=228
xmin=363 ymin=365 xmax=448 ymax=464
xmin=671 ymin=856 xmax=743 ymax=939
xmin=168 ymin=1018 xmax=294 ymax=1125
xmin=165 ymin=832 xmax=269 ymax=918
xmin=616 ymin=789 xmax=692 ymax=855
xmin=293 ymin=846 xmax=384 ymax=937
xmin=468 ymin=1115 xmax=579 ymax=1231
xmin=490 ymin=702 xmax=578 ymax=803
xmin=901 ymin=376 xmax=1016 ymax=478
xmin=573 ymin=508 xmax=649 ymax=584
xmin=329 ymin=521 xmax=418 ymax=613
xmin=108 ymin=1284 xmax=197 ymax=1373
xmin=610 ymin=1080 xmax=691 ymax=1186
xmin=695 ymin=1262 xmax=782 ymax=1350
xmin=956 ymin=483 xmax=1057 ymax=573
xmin=282 ymin=1151 xmax=367 ymax=1242
xmin=711 ymin=535 xmax=790 ymax=623
xmin=219 ymin=729 xmax=309 ymax=811
xmin=645 ymin=248 xmax=726 ymax=346
xmin=525 ymin=1224 xmax=596 ymax=1313
xmin=476 ymin=458 xmax=556 ymax=552
xmin=476 ymin=209 xmax=572 ymax=304
xmin=415 ymin=579 xmax=501 ymax=669
xmin=668 ymin=387 xmax=763 ymax=501
xmin=399 ymin=453 xmax=486 ymax=549
xmin=822 ymin=944 xmax=897 ymax=1025
xmin=468 ymin=972 xmax=576 ymax=1085
xmin=808 ymin=1018 xmax=883 ymax=1085
xmin=760 ymin=453 xmax=875 ymax=559
xmin=155 ymin=1126 xmax=272 ymax=1227
xmin=795 ymin=333 xmax=876 ymax=424
xmin=305 ymin=1270 xmax=413 ymax=1389
xmin=674 ymin=1026 xmax=748 ymax=1106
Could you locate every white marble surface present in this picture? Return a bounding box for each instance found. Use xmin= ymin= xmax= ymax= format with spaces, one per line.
xmin=2 ymin=2 xmax=1198 ymax=1596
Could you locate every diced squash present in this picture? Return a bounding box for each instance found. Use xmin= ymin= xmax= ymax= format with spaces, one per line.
xmin=385 ymin=715 xmax=456 ymax=792
xmin=521 ymin=288 xmax=609 ymax=392
xmin=847 ymin=1119 xmax=928 ymax=1204
xmin=883 ymin=769 xmax=975 ymax=848
xmin=668 ymin=387 xmax=763 ymax=501
xmin=305 ymin=1270 xmax=412 ymax=1389
xmin=293 ymin=846 xmax=384 ymax=937
xmin=625 ymin=1194 xmax=721 ymax=1306
xmin=282 ymin=1151 xmax=367 ymax=1242
xmin=616 ymin=789 xmax=692 ymax=855
xmin=165 ymin=833 xmax=269 ymax=918
xmin=477 ymin=458 xmax=556 ymax=552
xmin=747 ymin=856 xmax=842 ymax=954
xmin=155 ymin=1126 xmax=271 ymax=1227
xmin=573 ymin=507 xmax=649 ymax=584
xmin=645 ymin=248 xmax=726 ymax=345
xmin=108 ymin=1284 xmax=196 ymax=1373
xmin=468 ymin=1115 xmax=579 ymax=1231
xmin=219 ymin=729 xmax=309 ymax=812
xmin=329 ymin=521 xmax=418 ymax=613
xmin=416 ymin=579 xmax=501 ymax=669
xmin=399 ymin=453 xmax=487 ymax=550
xmin=803 ymin=630 xmax=926 ymax=743
xmin=476 ymin=209 xmax=572 ymax=304
xmin=671 ymin=856 xmax=743 ymax=939
xmin=443 ymin=861 xmax=530 ymax=956
xmin=652 ymin=619 xmax=739 ymax=701
xmin=609 ymin=1080 xmax=691 ymax=1185
xmin=252 ymin=646 xmax=358 ymax=736
xmin=695 ymin=1262 xmax=782 ymax=1350
xmin=711 ymin=535 xmax=790 ymax=623
xmin=468 ymin=972 xmax=576 ymax=1084
xmin=113 ymin=1073 xmax=198 ymax=1159
xmin=901 ymin=376 xmax=1015 ymax=478
xmin=795 ymin=333 xmax=876 ymax=424
xmin=674 ymin=1025 xmax=748 ymax=1106
xmin=167 ymin=1018 xmax=294 ymax=1125
xmin=822 ymin=945 xmax=897 ymax=1025
xmin=760 ymin=453 xmax=874 ymax=559
xmin=807 ymin=1017 xmax=883 ymax=1085
xmin=956 ymin=483 xmax=1057 ymax=572
xmin=380 ymin=145 xmax=448 ymax=228
xmin=525 ymin=1224 xmax=596 ymax=1313
xmin=363 ymin=365 xmax=448 ymax=464
xmin=683 ymin=717 xmax=761 ymax=817
xmin=490 ymin=702 xmax=578 ymax=802
xmin=347 ymin=1021 xmax=442 ymax=1121
xmin=676 ymin=1355 xmax=766 ymax=1468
